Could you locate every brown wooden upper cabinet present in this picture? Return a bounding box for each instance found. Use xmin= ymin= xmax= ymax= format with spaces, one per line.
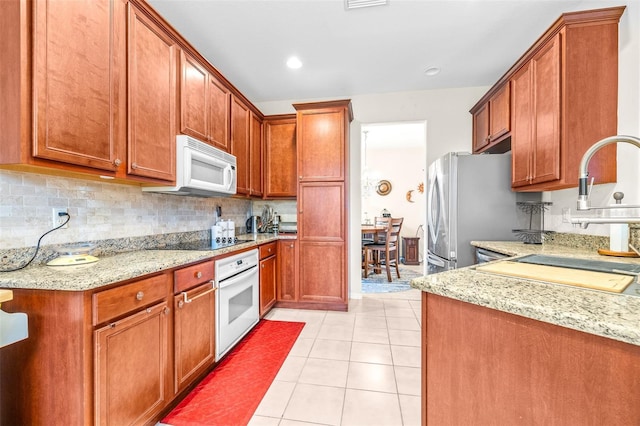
xmin=250 ymin=112 xmax=263 ymax=197
xmin=263 ymin=115 xmax=297 ymax=198
xmin=511 ymin=36 xmax=561 ymax=188
xmin=2 ymin=0 xmax=127 ymax=176
xmin=127 ymin=3 xmax=178 ymax=183
xmin=0 ymin=0 xmax=261 ymax=186
xmin=471 ymin=83 xmax=510 ymax=153
xmin=471 ymin=6 xmax=624 ymax=191
xmin=231 ymin=95 xmax=251 ymax=195
xmin=179 ymin=51 xmax=231 ymax=152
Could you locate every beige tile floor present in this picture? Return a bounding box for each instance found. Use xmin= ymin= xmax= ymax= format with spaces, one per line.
xmin=249 ymin=282 xmax=423 ymax=426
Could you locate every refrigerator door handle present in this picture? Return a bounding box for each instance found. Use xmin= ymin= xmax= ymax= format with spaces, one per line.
xmin=428 ymin=174 xmax=441 ymax=244
xmin=427 ymin=252 xmax=446 ymax=267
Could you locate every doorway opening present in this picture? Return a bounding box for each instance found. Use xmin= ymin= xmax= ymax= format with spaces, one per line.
xmin=360 ymin=121 xmax=427 ymax=280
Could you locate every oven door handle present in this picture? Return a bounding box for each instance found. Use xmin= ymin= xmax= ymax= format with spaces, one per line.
xmin=217 ymin=265 xmax=258 ymax=289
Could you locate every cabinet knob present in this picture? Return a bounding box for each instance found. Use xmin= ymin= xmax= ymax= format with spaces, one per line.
xmin=178 ymin=300 xmax=184 ymax=309
xmin=261 ymin=264 xmax=265 ymax=268
xmin=163 ymin=306 xmax=170 ymax=315
xmin=114 ymin=159 xmax=121 ymax=166
xmin=195 ymin=271 xmax=202 ymax=279
xmin=299 ymin=176 xmax=303 ymax=180
xmin=136 ymin=291 xmax=144 ymax=301
xmin=132 ymin=163 xmax=138 ymax=169
xmin=268 ymin=248 xmax=272 ymax=253
xmin=290 ymin=244 xmax=294 ymax=248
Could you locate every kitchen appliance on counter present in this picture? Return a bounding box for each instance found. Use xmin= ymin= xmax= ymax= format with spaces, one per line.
xmin=246 ymin=216 xmax=260 ymax=233
xmin=278 ymin=222 xmax=297 ymax=233
xmin=427 ymin=152 xmax=518 ymax=274
xmin=46 ymin=243 xmax=99 ymax=266
xmin=142 ymin=135 xmax=237 ymax=197
xmin=214 ymin=249 xmax=259 ymax=361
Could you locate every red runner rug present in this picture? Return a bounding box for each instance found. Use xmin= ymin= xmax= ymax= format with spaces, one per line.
xmin=163 ymin=319 xmax=305 ymax=426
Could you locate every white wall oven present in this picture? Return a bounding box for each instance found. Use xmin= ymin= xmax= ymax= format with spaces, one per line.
xmin=214 ymin=249 xmax=259 ymax=361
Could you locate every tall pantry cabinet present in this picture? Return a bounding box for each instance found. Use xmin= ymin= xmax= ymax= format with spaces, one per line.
xmin=293 ymin=100 xmax=353 ymax=312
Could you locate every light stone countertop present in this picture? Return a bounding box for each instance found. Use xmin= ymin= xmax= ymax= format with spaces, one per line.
xmin=411 ymin=241 xmax=640 ymax=346
xmin=0 ymin=234 xmax=284 ymax=292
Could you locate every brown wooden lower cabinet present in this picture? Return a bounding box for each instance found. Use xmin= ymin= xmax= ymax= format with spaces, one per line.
xmin=0 ymin=258 xmax=222 ymax=425
xmin=173 ymin=281 xmax=216 ymax=394
xmin=259 ymin=242 xmax=277 ymax=316
xmin=277 ymin=239 xmax=298 ymax=302
xmin=422 ymin=293 xmax=640 ymax=425
xmin=95 ymin=301 xmax=171 ymax=426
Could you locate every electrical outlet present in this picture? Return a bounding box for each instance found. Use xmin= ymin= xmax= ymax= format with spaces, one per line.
xmin=52 ymin=208 xmax=69 ymax=229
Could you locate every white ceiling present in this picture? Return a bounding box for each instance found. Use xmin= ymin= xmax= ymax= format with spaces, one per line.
xmin=148 ymin=0 xmax=622 ymax=104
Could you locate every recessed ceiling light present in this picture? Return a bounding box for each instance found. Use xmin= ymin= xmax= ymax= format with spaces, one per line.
xmin=424 ymin=67 xmax=441 ymax=76
xmin=286 ymin=56 xmax=302 ymax=69
xmin=345 ymin=0 xmax=388 ymax=10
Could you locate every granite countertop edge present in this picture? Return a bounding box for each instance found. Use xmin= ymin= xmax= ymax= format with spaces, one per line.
xmin=0 ymin=234 xmax=285 ymax=292
xmin=411 ymin=241 xmax=640 ymax=346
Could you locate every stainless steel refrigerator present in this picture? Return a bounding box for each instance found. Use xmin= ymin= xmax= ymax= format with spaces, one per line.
xmin=427 ymin=152 xmax=518 ymax=273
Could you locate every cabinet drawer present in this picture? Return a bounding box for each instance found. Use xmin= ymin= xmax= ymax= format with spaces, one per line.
xmin=93 ymin=274 xmax=167 ymax=325
xmin=174 ymin=260 xmax=214 ymax=293
xmin=259 ymin=242 xmax=277 ymax=260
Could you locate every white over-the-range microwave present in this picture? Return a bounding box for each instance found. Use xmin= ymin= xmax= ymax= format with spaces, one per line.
xmin=143 ymin=135 xmax=237 ymax=197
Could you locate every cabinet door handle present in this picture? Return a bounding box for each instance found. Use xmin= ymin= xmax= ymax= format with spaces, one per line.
xmin=136 ymin=291 xmax=144 ymax=301
xmin=180 ymin=283 xmax=215 ymax=306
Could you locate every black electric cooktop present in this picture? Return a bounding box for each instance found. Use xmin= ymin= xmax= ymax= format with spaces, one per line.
xmin=154 ymin=238 xmax=255 ymax=251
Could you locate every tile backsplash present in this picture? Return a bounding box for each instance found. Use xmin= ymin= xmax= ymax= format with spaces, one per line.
xmin=0 ymin=169 xmax=251 ymax=250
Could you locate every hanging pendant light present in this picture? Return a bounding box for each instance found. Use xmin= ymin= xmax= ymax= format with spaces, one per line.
xmin=361 ymin=130 xmax=378 ymax=197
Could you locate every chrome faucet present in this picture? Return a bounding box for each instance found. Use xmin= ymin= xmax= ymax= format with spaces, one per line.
xmin=577 ymin=135 xmax=640 ymax=211
xmin=569 ymin=135 xmax=640 ymax=229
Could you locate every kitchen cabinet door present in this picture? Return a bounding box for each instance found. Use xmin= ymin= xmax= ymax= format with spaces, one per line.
xmin=264 ymin=116 xmax=297 ymax=198
xmin=174 ymin=282 xmax=215 ymax=394
xmin=128 ymin=3 xmax=177 ymax=182
xmin=510 ymin=63 xmax=534 ymax=187
xmin=259 ymin=254 xmax=277 ymax=316
xmin=511 ymin=35 xmax=560 ymax=188
xmin=95 ymin=301 xmax=171 ymax=426
xmin=472 ymin=102 xmax=490 ymax=152
xmin=471 ymin=83 xmax=510 ymax=153
xmin=250 ymin=112 xmax=263 ymax=197
xmin=529 ymin=35 xmax=561 ymax=185
xmin=277 ymin=239 xmax=298 ymax=302
xmin=297 ymin=106 xmax=346 ymax=182
xmin=231 ymin=95 xmax=251 ymax=195
xmin=298 ymin=182 xmax=345 ymax=241
xmin=299 ymin=241 xmax=346 ymax=304
xmin=32 ymin=0 xmax=126 ymax=172
xmin=179 ymin=51 xmax=208 ymax=142
xmin=208 ymin=74 xmax=231 ymax=152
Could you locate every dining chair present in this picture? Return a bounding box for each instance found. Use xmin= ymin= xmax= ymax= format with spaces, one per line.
xmin=363 ymin=217 xmax=403 ymax=282
xmin=362 ymin=216 xmax=391 ymax=245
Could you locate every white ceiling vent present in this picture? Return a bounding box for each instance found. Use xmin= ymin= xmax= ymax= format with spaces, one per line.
xmin=345 ymin=0 xmax=389 ymax=10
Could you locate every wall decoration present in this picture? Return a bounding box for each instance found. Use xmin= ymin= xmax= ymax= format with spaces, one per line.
xmin=406 ymin=190 xmax=415 ymax=203
xmin=417 ymin=182 xmax=424 ymax=193
xmin=376 ymin=180 xmax=392 ymax=196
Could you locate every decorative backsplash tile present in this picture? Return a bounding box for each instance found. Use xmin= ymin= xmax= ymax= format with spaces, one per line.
xmin=0 ymin=169 xmax=251 ymax=250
